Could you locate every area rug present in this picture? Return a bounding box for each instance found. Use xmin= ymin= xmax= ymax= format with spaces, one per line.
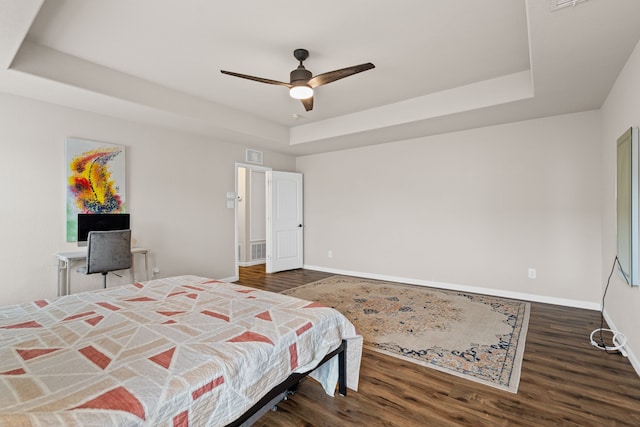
xmin=282 ymin=275 xmax=530 ymax=393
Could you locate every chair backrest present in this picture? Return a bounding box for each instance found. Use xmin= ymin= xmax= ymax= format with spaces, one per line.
xmin=85 ymin=229 xmax=132 ymax=274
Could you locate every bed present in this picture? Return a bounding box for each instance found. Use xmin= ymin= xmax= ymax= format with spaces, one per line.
xmin=0 ymin=275 xmax=362 ymax=426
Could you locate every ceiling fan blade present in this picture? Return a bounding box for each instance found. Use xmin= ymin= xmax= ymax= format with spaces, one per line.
xmin=220 ymin=70 xmax=291 ymax=87
xmin=301 ymin=96 xmax=314 ymax=112
xmin=307 ymin=63 xmax=375 ymax=88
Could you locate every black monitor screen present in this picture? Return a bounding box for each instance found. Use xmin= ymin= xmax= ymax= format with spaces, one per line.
xmin=77 ymin=213 xmax=130 ymax=246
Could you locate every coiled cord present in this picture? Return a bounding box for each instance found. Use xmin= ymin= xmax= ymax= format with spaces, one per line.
xmin=590 ymin=256 xmax=628 ymax=356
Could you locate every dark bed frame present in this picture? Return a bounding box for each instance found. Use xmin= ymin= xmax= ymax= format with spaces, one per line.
xmin=225 ymin=340 xmax=347 ymax=427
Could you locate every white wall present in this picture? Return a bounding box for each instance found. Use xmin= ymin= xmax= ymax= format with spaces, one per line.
xmin=601 ymin=40 xmax=640 ymax=366
xmin=297 ymin=111 xmax=602 ymax=306
xmin=0 ymin=93 xmax=295 ymax=306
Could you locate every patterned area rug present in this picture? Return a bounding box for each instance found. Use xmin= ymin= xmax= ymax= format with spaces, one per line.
xmin=282 ymin=275 xmax=530 ymax=393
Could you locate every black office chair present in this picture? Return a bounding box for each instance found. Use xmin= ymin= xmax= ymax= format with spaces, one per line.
xmin=77 ymin=229 xmax=132 ymax=289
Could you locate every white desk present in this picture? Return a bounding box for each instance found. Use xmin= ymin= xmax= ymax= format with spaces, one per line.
xmin=56 ymin=247 xmax=149 ymax=296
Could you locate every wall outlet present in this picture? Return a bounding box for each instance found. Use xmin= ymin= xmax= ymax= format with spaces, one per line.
xmin=152 ymin=267 xmax=160 ymax=275
xmin=528 ymin=268 xmax=536 ymax=279
xmin=327 ymin=250 xmax=333 ymax=259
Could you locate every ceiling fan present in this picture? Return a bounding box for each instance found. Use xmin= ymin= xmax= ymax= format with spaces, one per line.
xmin=220 ymin=49 xmax=375 ymax=112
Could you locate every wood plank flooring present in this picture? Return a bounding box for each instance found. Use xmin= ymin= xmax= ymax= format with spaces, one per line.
xmin=235 ymin=265 xmax=640 ymax=426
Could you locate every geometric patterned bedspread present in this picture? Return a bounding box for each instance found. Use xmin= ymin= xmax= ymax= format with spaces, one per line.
xmin=0 ymin=275 xmax=362 ymax=426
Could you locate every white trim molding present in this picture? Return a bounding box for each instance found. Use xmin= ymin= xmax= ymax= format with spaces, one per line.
xmin=238 ymin=260 xmax=266 ymax=267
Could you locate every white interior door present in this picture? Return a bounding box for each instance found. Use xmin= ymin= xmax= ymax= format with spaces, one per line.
xmin=266 ymin=171 xmax=303 ymax=273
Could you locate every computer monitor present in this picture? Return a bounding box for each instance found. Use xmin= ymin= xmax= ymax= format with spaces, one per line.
xmin=77 ymin=213 xmax=130 ymax=247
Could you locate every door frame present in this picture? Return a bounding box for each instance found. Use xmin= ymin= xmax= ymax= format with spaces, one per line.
xmin=234 ymin=162 xmax=272 ymax=281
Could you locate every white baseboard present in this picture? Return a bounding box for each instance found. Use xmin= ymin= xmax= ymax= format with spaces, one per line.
xmin=238 ymin=260 xmax=265 ymax=267
xmin=602 ymin=309 xmax=640 ymax=377
xmin=219 ymin=275 xmax=238 ymax=283
xmin=302 ymin=264 xmax=601 ymax=311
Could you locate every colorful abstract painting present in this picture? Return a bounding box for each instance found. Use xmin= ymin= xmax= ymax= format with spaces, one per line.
xmin=65 ymin=137 xmax=126 ymax=241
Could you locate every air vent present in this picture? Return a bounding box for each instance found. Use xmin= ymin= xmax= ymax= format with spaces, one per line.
xmin=550 ymin=0 xmax=590 ymax=11
xmin=251 ymin=242 xmax=266 ymax=261
xmin=246 ymin=149 xmax=263 ymax=165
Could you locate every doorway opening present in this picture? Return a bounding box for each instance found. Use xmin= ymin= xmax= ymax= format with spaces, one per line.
xmin=235 ymin=163 xmax=271 ymax=280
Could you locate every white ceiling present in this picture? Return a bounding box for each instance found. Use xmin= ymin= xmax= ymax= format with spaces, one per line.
xmin=1 ymin=0 xmax=640 ymax=155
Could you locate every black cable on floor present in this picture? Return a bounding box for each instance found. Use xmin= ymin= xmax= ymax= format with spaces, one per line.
xmin=591 ymin=256 xmax=627 ymax=354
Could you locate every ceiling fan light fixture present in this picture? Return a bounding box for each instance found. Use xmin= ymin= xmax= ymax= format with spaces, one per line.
xmin=221 ymin=49 xmax=374 ymax=111
xmin=289 ymin=85 xmax=313 ymax=100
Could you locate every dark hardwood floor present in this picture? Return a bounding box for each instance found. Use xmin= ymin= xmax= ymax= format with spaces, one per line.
xmin=235 ymin=265 xmax=640 ymax=426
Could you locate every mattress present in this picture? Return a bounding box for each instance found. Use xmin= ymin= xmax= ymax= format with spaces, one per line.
xmin=0 ymin=275 xmax=362 ymax=426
